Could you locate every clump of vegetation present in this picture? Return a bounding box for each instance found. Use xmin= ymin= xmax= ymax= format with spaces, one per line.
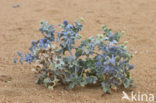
xmin=15 ymin=19 xmax=134 ymax=93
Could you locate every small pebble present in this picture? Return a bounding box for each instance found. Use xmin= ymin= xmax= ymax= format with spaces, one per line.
xmin=13 ymin=3 xmax=20 ymax=8
xmin=86 ymin=11 xmax=94 ymax=13
xmin=31 ymin=68 xmax=36 ymax=72
xmin=130 ymin=48 xmax=134 ymax=51
xmin=61 ymin=90 xmax=64 ymax=94
xmin=134 ymin=51 xmax=138 ymax=54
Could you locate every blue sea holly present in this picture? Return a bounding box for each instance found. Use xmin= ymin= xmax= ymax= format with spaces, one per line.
xmin=14 ymin=19 xmax=134 ymax=93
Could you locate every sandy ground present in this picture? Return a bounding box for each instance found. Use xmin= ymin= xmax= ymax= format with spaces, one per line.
xmin=0 ymin=0 xmax=156 ymax=103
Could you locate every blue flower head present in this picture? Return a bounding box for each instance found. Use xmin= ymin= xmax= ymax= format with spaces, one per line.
xmin=39 ymin=21 xmax=55 ymax=42
xmin=29 ymin=41 xmax=38 ymax=52
xmin=24 ymin=53 xmax=34 ymax=64
xmin=39 ymin=38 xmax=51 ymax=48
xmin=96 ymin=61 xmax=101 ymax=67
xmin=103 ymin=65 xmax=114 ymax=74
xmin=63 ymin=20 xmax=68 ymax=26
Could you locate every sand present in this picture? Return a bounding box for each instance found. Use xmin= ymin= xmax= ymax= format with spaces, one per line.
xmin=0 ymin=0 xmax=156 ymax=103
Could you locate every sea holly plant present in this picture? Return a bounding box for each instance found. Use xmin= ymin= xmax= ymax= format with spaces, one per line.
xmin=14 ymin=19 xmax=134 ymax=93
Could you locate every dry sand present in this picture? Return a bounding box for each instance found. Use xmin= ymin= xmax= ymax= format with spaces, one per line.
xmin=0 ymin=0 xmax=156 ymax=103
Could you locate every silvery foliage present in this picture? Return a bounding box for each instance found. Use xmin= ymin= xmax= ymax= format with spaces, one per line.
xmin=15 ymin=20 xmax=134 ymax=93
